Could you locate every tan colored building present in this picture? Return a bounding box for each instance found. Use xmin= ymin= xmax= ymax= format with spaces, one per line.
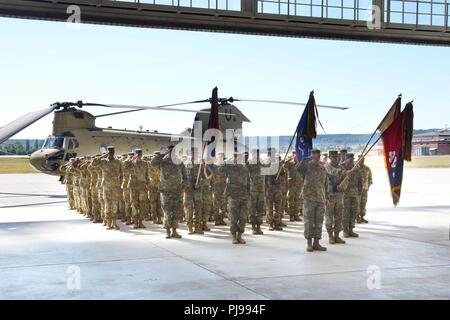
xmin=413 ymin=130 xmax=450 ymax=156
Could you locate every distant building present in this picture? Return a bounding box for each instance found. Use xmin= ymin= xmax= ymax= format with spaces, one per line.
xmin=413 ymin=129 xmax=450 ymax=156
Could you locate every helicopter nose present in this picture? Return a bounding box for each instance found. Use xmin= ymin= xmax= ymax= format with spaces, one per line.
xmin=30 ymin=149 xmax=64 ymax=173
xmin=29 ymin=150 xmax=46 ymax=172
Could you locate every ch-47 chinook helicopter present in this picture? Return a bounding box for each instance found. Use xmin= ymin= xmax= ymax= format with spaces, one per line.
xmin=0 ymin=88 xmax=348 ymax=176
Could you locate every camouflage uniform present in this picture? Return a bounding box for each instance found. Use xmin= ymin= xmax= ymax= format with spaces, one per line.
xmin=70 ymin=164 xmax=82 ymax=213
xmin=128 ymin=159 xmax=150 ymax=227
xmin=92 ymin=156 xmax=122 ymax=228
xmin=121 ymin=158 xmax=133 ymax=223
xmin=150 ymin=153 xmax=183 ymax=231
xmin=280 ymin=163 xmax=288 ymax=216
xmin=359 ymin=164 xmax=373 ymax=220
xmin=87 ymin=161 xmax=102 ymax=222
xmin=219 ymin=163 xmax=250 ymax=237
xmin=202 ymin=178 xmax=213 ymax=227
xmin=286 ymin=159 xmax=303 ymax=220
xmin=148 ymin=162 xmax=162 ymax=223
xmin=183 ymin=162 xmax=204 ymax=232
xmin=297 ymin=159 xmax=328 ymax=240
xmin=80 ymin=161 xmax=92 ymax=218
xmin=247 ymin=163 xmax=265 ymax=230
xmin=265 ymin=174 xmax=283 ymax=230
xmin=213 ymin=164 xmax=227 ymax=224
xmin=60 ymin=163 xmax=75 ymax=210
xmin=324 ymin=162 xmax=346 ymax=235
xmin=343 ymin=166 xmax=363 ymax=233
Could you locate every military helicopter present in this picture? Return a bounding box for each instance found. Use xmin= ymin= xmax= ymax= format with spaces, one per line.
xmin=0 ymin=88 xmax=348 ymax=176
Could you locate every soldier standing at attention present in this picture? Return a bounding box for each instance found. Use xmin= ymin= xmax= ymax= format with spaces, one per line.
xmin=121 ymin=152 xmax=134 ymax=225
xmin=183 ymin=148 xmax=204 ymax=235
xmin=286 ymin=152 xmax=303 ymax=222
xmin=219 ymin=152 xmax=250 ymax=244
xmin=92 ymin=146 xmax=122 ymax=230
xmin=342 ymin=153 xmax=363 ymax=237
xmin=151 ymin=145 xmax=184 ymax=239
xmin=357 ymin=156 xmax=372 ymax=224
xmin=202 ymin=164 xmax=213 ymax=232
xmin=148 ymin=156 xmax=163 ymax=225
xmin=247 ymin=149 xmax=265 ymax=235
xmin=324 ymin=150 xmax=347 ymax=245
xmin=129 ymin=149 xmax=149 ymax=229
xmin=297 ymin=149 xmax=329 ymax=252
xmin=265 ymin=152 xmax=283 ymax=231
xmin=87 ymin=155 xmax=102 ymax=223
xmin=279 ymin=157 xmax=288 ymax=227
xmin=212 ymin=152 xmax=227 ymax=226
xmin=60 ymin=159 xmax=75 ymax=210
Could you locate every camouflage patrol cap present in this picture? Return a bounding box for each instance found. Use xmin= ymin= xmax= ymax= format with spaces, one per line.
xmin=135 ymin=149 xmax=143 ymax=154
xmin=167 ymin=145 xmax=175 ymax=149
xmin=107 ymin=146 xmax=115 ymax=151
xmin=311 ymin=149 xmax=321 ymax=155
xmin=128 ymin=152 xmax=135 ymax=156
xmin=328 ymin=150 xmax=339 ymax=157
xmin=121 ymin=153 xmax=128 ymax=157
xmin=346 ymin=153 xmax=355 ymax=159
xmin=340 ymin=149 xmax=347 ymax=153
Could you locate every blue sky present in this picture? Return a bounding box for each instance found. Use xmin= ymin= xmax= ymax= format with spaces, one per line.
xmin=1 ymin=17 xmax=449 ymax=139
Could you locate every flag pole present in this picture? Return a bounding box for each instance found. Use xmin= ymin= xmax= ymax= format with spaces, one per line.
xmin=360 ymin=94 xmax=401 ymax=156
xmin=275 ymin=128 xmax=297 ymax=180
xmin=195 ymin=141 xmax=207 ymax=188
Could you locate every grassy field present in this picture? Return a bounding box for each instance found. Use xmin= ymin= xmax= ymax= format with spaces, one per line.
xmin=364 ymin=155 xmax=450 ymax=169
xmin=0 ymin=157 xmax=36 ymax=174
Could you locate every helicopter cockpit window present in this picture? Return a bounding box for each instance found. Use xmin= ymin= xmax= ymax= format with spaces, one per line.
xmin=43 ymin=137 xmax=64 ymax=149
xmin=68 ymin=139 xmax=79 ymax=150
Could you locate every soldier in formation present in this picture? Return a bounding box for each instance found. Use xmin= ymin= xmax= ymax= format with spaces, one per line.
xmin=61 ymin=144 xmax=372 ymax=249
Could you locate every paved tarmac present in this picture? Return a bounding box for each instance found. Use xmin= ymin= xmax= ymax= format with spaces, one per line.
xmin=0 ymin=169 xmax=449 ymax=299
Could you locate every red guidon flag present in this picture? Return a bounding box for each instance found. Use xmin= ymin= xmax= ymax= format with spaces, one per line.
xmin=381 ymin=102 xmax=414 ymax=207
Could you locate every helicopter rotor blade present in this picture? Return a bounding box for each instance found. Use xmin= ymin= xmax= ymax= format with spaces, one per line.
xmin=0 ymin=106 xmax=55 ymax=144
xmin=231 ymin=99 xmax=349 ymax=110
xmin=94 ymin=103 xmax=234 ymax=118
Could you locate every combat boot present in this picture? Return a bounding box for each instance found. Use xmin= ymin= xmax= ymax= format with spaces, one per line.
xmin=156 ymin=217 xmax=163 ymax=224
xmin=356 ymin=217 xmax=363 ymax=224
xmin=188 ymin=225 xmax=195 ymax=235
xmin=362 ymin=218 xmax=369 ymax=224
xmin=215 ymin=220 xmax=222 ymax=226
xmin=194 ymin=225 xmax=204 ymax=234
xmin=219 ymin=219 xmax=227 ymax=226
xmin=306 ymin=239 xmax=313 ymax=252
xmin=165 ymin=228 xmax=171 ymax=239
xmin=343 ymin=229 xmax=350 ymax=238
xmin=125 ymin=217 xmax=133 ymax=225
xmin=334 ymin=232 xmax=346 ymax=244
xmin=268 ymin=223 xmax=275 ymax=231
xmin=294 ymin=215 xmax=302 ymax=222
xmin=289 ymin=216 xmax=295 ymax=222
xmin=232 ymin=233 xmax=239 ymax=244
xmin=252 ymin=225 xmax=258 ymax=235
xmin=273 ymin=223 xmax=283 ymax=231
xmin=171 ymin=228 xmax=182 ymax=239
xmin=349 ymin=228 xmax=359 ymax=237
xmin=279 ymin=221 xmax=287 ymax=227
xmin=133 ymin=220 xmax=140 ymax=229
xmin=138 ymin=221 xmax=146 ymax=229
xmin=328 ymin=231 xmax=336 ymax=244
xmin=237 ymin=233 xmax=246 ymax=244
xmin=202 ymin=222 xmax=211 ymax=232
xmin=256 ymin=225 xmax=264 ymax=235
xmin=313 ymin=238 xmax=327 ymax=251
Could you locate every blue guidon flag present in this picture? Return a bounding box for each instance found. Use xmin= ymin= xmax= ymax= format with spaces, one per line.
xmin=295 ymin=91 xmax=322 ymax=160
